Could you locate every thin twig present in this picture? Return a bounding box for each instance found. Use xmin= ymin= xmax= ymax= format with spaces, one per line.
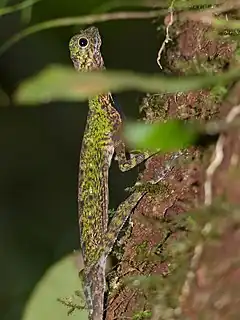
xmin=157 ymin=0 xmax=175 ymax=69
xmin=0 ymin=0 xmax=41 ymax=16
xmin=0 ymin=10 xmax=163 ymax=56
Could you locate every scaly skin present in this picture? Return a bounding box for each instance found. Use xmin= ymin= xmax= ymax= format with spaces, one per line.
xmin=69 ymin=26 xmax=152 ymax=320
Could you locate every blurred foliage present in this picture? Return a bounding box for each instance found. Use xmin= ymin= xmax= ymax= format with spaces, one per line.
xmin=1 ymin=0 xmax=240 ymax=319
xmin=14 ymin=63 xmax=239 ymax=151
xmin=124 ymin=120 xmax=198 ymax=151
xmin=14 ymin=65 xmax=240 ymax=104
xmin=22 ymin=253 xmax=88 ymax=320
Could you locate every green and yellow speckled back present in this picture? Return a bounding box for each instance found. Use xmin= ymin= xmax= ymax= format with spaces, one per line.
xmin=69 ymin=27 xmax=122 ymax=271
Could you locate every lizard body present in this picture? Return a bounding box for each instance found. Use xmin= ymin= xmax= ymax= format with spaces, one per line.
xmin=69 ymin=26 xmax=152 ymax=320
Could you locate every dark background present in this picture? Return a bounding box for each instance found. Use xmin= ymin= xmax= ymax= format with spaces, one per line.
xmin=0 ymin=1 xmax=162 ymax=318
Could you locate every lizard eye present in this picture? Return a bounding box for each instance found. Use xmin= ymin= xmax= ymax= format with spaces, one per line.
xmin=79 ymin=37 xmax=88 ymax=48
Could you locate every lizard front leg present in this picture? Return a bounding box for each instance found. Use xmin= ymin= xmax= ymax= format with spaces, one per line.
xmin=114 ymin=138 xmax=158 ymax=172
xmin=101 ymin=138 xmax=158 ymax=257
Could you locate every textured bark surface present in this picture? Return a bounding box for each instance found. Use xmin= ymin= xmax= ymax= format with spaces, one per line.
xmin=106 ymin=18 xmax=240 ymax=320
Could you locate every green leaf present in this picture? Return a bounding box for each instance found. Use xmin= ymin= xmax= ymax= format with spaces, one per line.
xmin=22 ymin=253 xmax=88 ymax=320
xmin=14 ymin=65 xmax=240 ymax=105
xmin=124 ymin=120 xmax=198 ymax=151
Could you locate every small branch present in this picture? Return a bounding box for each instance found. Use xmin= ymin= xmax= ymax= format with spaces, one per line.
xmin=204 ymin=136 xmax=225 ymax=206
xmin=204 ymin=104 xmax=240 ymax=206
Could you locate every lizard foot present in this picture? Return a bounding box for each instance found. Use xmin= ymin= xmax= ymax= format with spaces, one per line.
xmin=57 ymin=291 xmax=86 ymax=315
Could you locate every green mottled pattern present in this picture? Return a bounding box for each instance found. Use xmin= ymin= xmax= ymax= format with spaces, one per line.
xmin=69 ymin=26 xmax=153 ymax=320
xmin=69 ymin=26 xmax=123 ymax=320
xmin=78 ymin=94 xmax=121 ymax=269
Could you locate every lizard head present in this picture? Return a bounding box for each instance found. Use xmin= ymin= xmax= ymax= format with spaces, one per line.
xmin=69 ymin=26 xmax=104 ymax=72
